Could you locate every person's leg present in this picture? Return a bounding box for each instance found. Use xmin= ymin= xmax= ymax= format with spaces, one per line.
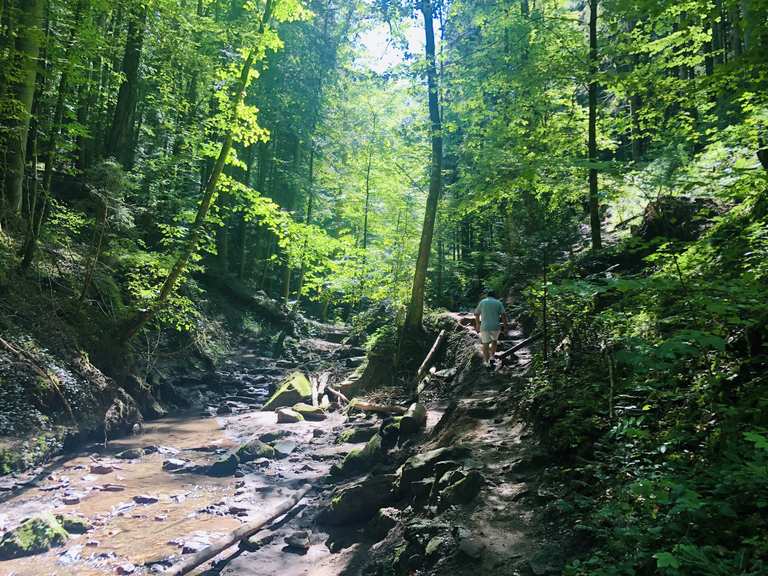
xmin=482 ymin=342 xmax=491 ymax=364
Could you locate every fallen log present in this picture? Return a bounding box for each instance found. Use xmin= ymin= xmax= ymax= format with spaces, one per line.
xmin=416 ymin=329 xmax=446 ymax=381
xmin=496 ymin=333 xmax=540 ymax=362
xmin=165 ymin=484 xmax=311 ymax=576
xmin=349 ymin=400 xmax=407 ymax=416
xmin=326 ymin=386 xmax=349 ymax=405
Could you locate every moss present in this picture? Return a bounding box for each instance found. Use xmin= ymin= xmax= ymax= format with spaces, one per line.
xmin=55 ymin=514 xmax=90 ymax=534
xmin=292 ymin=402 xmax=326 ymax=421
xmin=0 ymin=514 xmax=68 ymax=559
xmin=263 ymin=372 xmax=312 ymax=410
xmin=237 ymin=438 xmax=276 ymax=462
xmin=334 ymin=433 xmax=384 ymax=477
xmin=336 ymin=426 xmax=377 ymax=444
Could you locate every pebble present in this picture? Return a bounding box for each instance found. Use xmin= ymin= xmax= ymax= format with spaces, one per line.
xmin=134 ymin=494 xmax=159 ymax=504
xmin=154 ymin=515 xmax=168 ymax=521
xmin=86 ymin=540 xmax=100 ymax=547
xmin=116 ymin=563 xmax=136 ymax=575
xmin=101 ymin=483 xmax=126 ymax=492
xmin=63 ymin=494 xmax=82 ymax=505
xmin=284 ymin=530 xmax=310 ymax=551
xmin=90 ymin=464 xmax=114 ymax=475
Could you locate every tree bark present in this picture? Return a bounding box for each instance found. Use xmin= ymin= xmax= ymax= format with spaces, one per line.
xmin=2 ymin=0 xmax=45 ymax=228
xmin=404 ymin=0 xmax=443 ymax=332
xmin=120 ymin=0 xmax=274 ymax=343
xmin=105 ymin=4 xmax=147 ymax=168
xmin=587 ymin=0 xmax=602 ymax=251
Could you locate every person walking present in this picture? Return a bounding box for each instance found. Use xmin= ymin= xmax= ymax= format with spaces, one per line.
xmin=474 ymin=289 xmax=508 ymax=367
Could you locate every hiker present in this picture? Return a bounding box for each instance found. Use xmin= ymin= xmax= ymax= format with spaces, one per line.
xmin=474 ymin=289 xmax=508 ymax=367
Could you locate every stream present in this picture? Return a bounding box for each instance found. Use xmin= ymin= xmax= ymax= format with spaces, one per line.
xmin=0 ymin=330 xmax=366 ymax=576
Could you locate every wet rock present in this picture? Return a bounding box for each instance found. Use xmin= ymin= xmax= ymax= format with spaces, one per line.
xmin=133 ymin=494 xmax=160 ymax=505
xmin=332 ymin=433 xmax=384 ymax=477
xmin=162 ymin=458 xmax=188 ymax=472
xmin=425 ymin=534 xmax=451 ymax=559
xmin=62 ymin=494 xmax=83 ymax=505
xmin=86 ymin=539 xmax=99 ymax=547
xmin=89 ymin=464 xmax=114 ymax=475
xmin=366 ymin=507 xmax=401 ymax=541
xmin=100 ymin=483 xmax=127 ymax=492
xmin=237 ymin=438 xmax=275 ymax=462
xmin=292 ymin=402 xmax=326 ymax=421
xmin=207 ymin=453 xmax=239 ymax=477
xmin=116 ymin=448 xmax=144 ymax=460
xmin=433 ymin=367 xmax=457 ymax=380
xmin=216 ymin=403 xmax=233 ymax=415
xmin=263 ymin=372 xmax=312 ymax=410
xmin=336 ymin=426 xmax=377 ymax=444
xmin=116 ymin=562 xmax=136 ymax=574
xmin=273 ymin=440 xmax=297 ymax=458
xmin=458 ymin=535 xmax=486 ymax=559
xmin=55 ymin=514 xmax=91 ymax=534
xmin=439 ymin=470 xmax=483 ymax=508
xmin=258 ymin=430 xmax=290 ymax=443
xmin=313 ymin=428 xmax=326 ymax=438
xmin=284 ymin=530 xmax=310 ymax=552
xmin=319 ymin=474 xmax=396 ymax=525
xmin=0 ymin=513 xmax=69 ymax=559
xmin=276 ymin=408 xmax=304 ymax=423
xmin=142 ymin=445 xmax=159 ymax=454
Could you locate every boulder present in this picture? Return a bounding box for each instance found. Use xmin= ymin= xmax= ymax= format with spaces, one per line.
xmin=292 ymin=403 xmax=326 ymax=421
xmin=207 ymin=453 xmax=240 ymax=477
xmin=332 ymin=433 xmax=384 ymax=477
xmin=55 ymin=515 xmax=91 ymax=534
xmin=0 ymin=514 xmax=69 ymax=559
xmin=284 ymin=531 xmax=310 ymax=551
xmin=397 ymin=447 xmax=469 ymax=494
xmin=439 ymin=470 xmax=483 ymax=508
xmin=115 ymin=448 xmax=144 ymax=460
xmin=319 ymin=474 xmax=396 ymax=525
xmin=273 ymin=440 xmax=297 ymax=458
xmin=276 ymin=408 xmax=304 ymax=424
xmin=366 ymin=507 xmax=401 ymax=541
xmin=336 ymin=426 xmax=378 ymax=444
xmin=237 ymin=438 xmax=276 ymax=462
xmin=162 ymin=458 xmax=188 ymax=472
xmin=263 ymin=372 xmax=312 ymax=410
xmin=133 ymin=494 xmax=160 ymax=505
xmin=258 ymin=431 xmax=290 ymax=443
xmin=400 ymin=403 xmax=427 ymax=435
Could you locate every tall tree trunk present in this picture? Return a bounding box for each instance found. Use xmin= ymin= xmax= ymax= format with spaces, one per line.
xmin=105 ymin=4 xmax=147 ymax=168
xmin=295 ymin=146 xmax=315 ymax=303
xmin=2 ymin=0 xmax=45 ymax=229
xmin=404 ymin=0 xmax=443 ymax=332
xmin=120 ymin=0 xmax=274 ymax=343
xmin=587 ymin=0 xmax=602 ymax=250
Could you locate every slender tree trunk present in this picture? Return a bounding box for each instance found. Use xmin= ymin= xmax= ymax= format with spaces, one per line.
xmin=295 ymin=146 xmax=315 ymax=302
xmin=587 ymin=0 xmax=602 ymax=250
xmin=105 ymin=4 xmax=147 ymax=168
xmin=120 ymin=0 xmax=274 ymax=343
xmin=404 ymin=0 xmax=443 ymax=332
xmin=2 ymin=0 xmax=45 ymax=229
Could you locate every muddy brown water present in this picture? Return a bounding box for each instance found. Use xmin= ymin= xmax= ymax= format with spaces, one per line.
xmin=0 ymin=405 xmax=354 ymax=576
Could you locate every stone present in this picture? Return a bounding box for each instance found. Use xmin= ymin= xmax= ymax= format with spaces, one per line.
xmin=216 ymin=404 xmax=233 ymax=415
xmin=263 ymin=372 xmax=313 ymax=410
xmin=142 ymin=445 xmax=159 ymax=454
xmin=332 ymin=433 xmax=384 ymax=477
xmin=336 ymin=426 xmax=377 ymax=444
xmin=292 ymin=402 xmax=327 ymax=421
xmin=425 ymin=535 xmax=451 ymax=559
xmin=133 ymin=494 xmax=159 ymax=505
xmin=100 ymin=483 xmax=126 ymax=492
xmin=258 ymin=431 xmax=290 ymax=443
xmin=115 ymin=448 xmax=144 ymax=460
xmin=366 ymin=507 xmax=401 ymax=541
xmin=439 ymin=470 xmax=483 ymax=507
xmin=433 ymin=368 xmax=457 ymax=379
xmin=319 ymin=474 xmax=396 ymax=526
xmin=273 ymin=440 xmax=297 ymax=458
xmin=284 ymin=531 xmax=310 ymax=551
xmin=55 ymin=515 xmax=91 ymax=534
xmin=276 ymin=408 xmax=304 ymax=423
xmin=162 ymin=458 xmax=188 ymax=472
xmin=86 ymin=540 xmax=99 ymax=547
xmin=116 ymin=562 xmax=136 ymax=574
xmin=458 ymin=536 xmax=485 ymax=559
xmin=237 ymin=438 xmax=275 ymax=462
xmin=399 ymin=403 xmax=427 ymax=435
xmin=0 ymin=513 xmax=69 ymax=559
xmin=62 ymin=494 xmax=82 ymax=505
xmin=89 ymin=464 xmax=114 ymax=475
xmin=207 ymin=453 xmax=239 ymax=477
xmin=397 ymin=447 xmax=470 ymax=494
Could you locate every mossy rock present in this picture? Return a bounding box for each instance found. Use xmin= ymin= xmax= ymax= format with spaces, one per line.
xmin=292 ymin=403 xmax=326 ymax=421
xmin=207 ymin=453 xmax=240 ymax=477
xmin=319 ymin=474 xmax=396 ymax=525
xmin=337 ymin=426 xmax=378 ymax=444
xmin=237 ymin=438 xmax=276 ymax=462
xmin=0 ymin=514 xmax=68 ymax=559
xmin=439 ymin=470 xmax=483 ymax=508
xmin=332 ymin=433 xmax=384 ymax=477
xmin=263 ymin=372 xmax=312 ymax=410
xmin=276 ymin=408 xmax=304 ymax=423
xmin=55 ymin=514 xmax=91 ymax=534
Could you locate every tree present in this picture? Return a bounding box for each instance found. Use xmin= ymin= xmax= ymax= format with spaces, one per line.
xmin=587 ymin=0 xmax=602 ymax=251
xmin=404 ymin=0 xmax=443 ymax=332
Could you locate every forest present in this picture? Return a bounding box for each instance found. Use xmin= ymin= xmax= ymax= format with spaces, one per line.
xmin=0 ymin=0 xmax=767 ymax=575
